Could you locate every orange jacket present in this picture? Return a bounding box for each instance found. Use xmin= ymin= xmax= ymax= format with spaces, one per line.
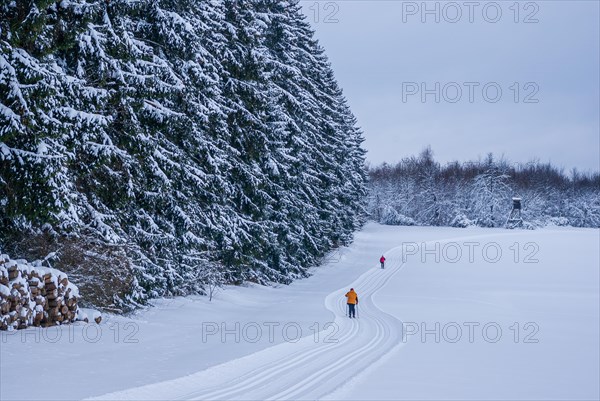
xmin=345 ymin=290 xmax=358 ymax=304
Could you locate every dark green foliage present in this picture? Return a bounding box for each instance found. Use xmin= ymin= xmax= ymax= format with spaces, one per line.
xmin=0 ymin=0 xmax=367 ymax=307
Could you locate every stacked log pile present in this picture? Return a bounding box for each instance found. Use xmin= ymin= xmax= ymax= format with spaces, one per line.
xmin=0 ymin=254 xmax=82 ymax=330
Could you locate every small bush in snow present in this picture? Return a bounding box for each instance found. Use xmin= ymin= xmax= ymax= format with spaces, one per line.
xmin=450 ymin=213 xmax=474 ymax=228
xmin=380 ymin=206 xmax=416 ymax=226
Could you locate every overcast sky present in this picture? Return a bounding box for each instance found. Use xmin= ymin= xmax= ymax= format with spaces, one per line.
xmin=300 ymin=1 xmax=600 ymax=172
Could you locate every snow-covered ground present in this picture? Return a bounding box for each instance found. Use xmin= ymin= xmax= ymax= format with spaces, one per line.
xmin=1 ymin=224 xmax=598 ymax=400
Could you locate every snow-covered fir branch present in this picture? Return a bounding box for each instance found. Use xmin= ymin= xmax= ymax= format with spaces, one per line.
xmin=0 ymin=0 xmax=367 ymax=309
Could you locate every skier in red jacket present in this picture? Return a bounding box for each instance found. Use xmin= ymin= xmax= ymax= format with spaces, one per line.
xmin=380 ymin=255 xmax=386 ymax=269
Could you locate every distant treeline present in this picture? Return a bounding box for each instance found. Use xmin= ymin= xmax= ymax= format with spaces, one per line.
xmin=367 ymin=148 xmax=600 ymax=228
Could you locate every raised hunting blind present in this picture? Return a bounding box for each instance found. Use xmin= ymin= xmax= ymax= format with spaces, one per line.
xmin=505 ymin=197 xmax=523 ymax=229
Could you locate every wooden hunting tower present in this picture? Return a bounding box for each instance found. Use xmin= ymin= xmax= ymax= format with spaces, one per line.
xmin=505 ymin=197 xmax=523 ymax=229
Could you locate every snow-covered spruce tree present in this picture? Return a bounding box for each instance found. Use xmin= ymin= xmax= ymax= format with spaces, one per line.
xmin=200 ymin=0 xmax=367 ymax=284
xmin=0 ymin=0 xmax=90 ymax=231
xmin=1 ymin=0 xmax=367 ymax=308
xmin=467 ymin=155 xmax=512 ymax=227
xmin=258 ymin=0 xmax=367 ymax=254
xmin=411 ymin=147 xmax=442 ymax=225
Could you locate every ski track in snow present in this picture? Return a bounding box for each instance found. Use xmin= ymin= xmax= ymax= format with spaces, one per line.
xmin=88 ymin=246 xmax=409 ymax=401
xmin=88 ymin=231 xmax=538 ymax=401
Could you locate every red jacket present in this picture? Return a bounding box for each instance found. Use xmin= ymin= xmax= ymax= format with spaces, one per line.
xmin=380 ymin=256 xmax=386 ymax=263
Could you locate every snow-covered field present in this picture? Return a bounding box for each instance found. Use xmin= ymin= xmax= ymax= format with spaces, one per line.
xmin=1 ymin=224 xmax=598 ymax=400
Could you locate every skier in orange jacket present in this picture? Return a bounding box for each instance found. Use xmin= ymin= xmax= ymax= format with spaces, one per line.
xmin=380 ymin=255 xmax=386 ymax=269
xmin=345 ymin=288 xmax=358 ymax=318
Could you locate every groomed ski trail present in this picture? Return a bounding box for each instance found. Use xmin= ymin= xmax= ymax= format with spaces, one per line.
xmin=89 ymin=251 xmax=407 ymax=401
